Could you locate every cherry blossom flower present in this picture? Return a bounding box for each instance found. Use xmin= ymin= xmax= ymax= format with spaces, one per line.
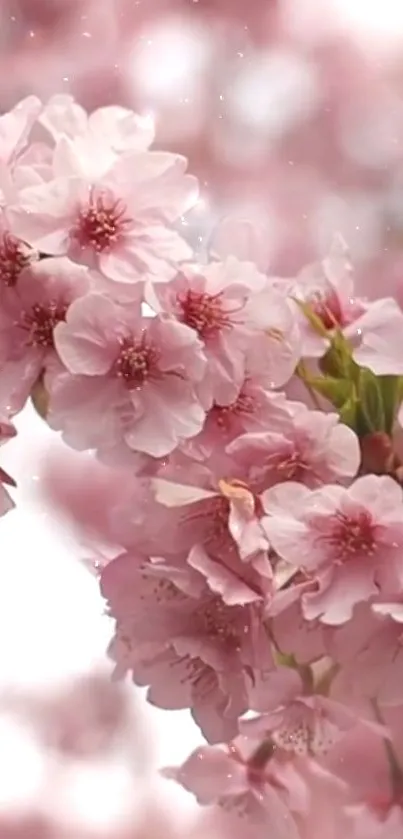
xmin=184 ymin=373 xmax=292 ymax=462
xmin=0 ymin=95 xmax=42 ymax=168
xmin=350 ymin=296 xmax=403 ymax=376
xmin=227 ymin=404 xmax=360 ymax=494
xmin=0 ymin=256 xmax=89 ymax=415
xmin=148 ymin=258 xmax=301 ymax=405
xmin=51 ymin=292 xmax=207 ymax=457
xmin=152 ymin=473 xmax=271 ymax=605
xmin=288 ymin=236 xmax=367 ymax=357
xmin=7 ymin=148 xmax=198 ymax=287
xmin=331 ymin=607 xmax=403 ymax=708
xmin=240 ymin=667 xmax=383 ymax=759
xmin=262 ymin=476 xmax=403 ymax=625
xmin=163 ymin=735 xmax=305 ymax=839
xmin=0 ymin=212 xmax=38 ymax=289
xmin=101 ymin=553 xmax=271 ymax=743
xmin=210 ymin=215 xmax=273 ymax=274
xmin=346 ymin=804 xmax=403 ymax=839
xmin=39 ymin=94 xmax=155 ymax=179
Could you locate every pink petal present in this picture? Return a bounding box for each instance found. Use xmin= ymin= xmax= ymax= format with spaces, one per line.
xmin=352 ymin=298 xmax=403 ymax=375
xmin=163 ymin=746 xmax=246 ymax=804
xmin=302 ymin=563 xmax=378 ymax=625
xmin=152 ymin=479 xmax=216 ymax=507
xmin=54 ymin=294 xmax=118 ymax=375
xmin=188 ymin=545 xmax=261 ymax=606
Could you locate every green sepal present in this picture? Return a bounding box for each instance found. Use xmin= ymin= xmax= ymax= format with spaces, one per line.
xmin=358 ymin=368 xmax=386 ymax=435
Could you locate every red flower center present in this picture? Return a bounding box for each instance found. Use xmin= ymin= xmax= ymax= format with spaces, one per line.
xmin=178 ymin=289 xmax=233 ymax=339
xmin=21 ymin=301 xmax=68 ymax=348
xmin=114 ymin=335 xmax=161 ymax=389
xmin=328 ymin=510 xmax=377 ymax=561
xmin=198 ymin=596 xmax=246 ymax=650
xmin=73 ymin=190 xmax=131 ymax=253
xmin=0 ymin=232 xmax=33 ymax=287
xmin=211 ymin=386 xmax=257 ymax=431
xmin=309 ymin=289 xmax=345 ymax=330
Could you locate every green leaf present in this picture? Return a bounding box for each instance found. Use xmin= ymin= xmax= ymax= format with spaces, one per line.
xmin=307 ymin=376 xmax=353 ymax=410
xmin=358 ymin=368 xmax=385 ymax=434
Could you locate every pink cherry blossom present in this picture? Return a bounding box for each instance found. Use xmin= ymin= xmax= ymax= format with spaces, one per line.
xmin=288 ymin=235 xmax=367 ymax=358
xmin=51 ymin=292 xmax=206 ymax=457
xmin=39 ymin=95 xmax=155 ymax=180
xmin=6 ymin=146 xmax=198 ymax=288
xmin=332 ymin=609 xmax=403 ymax=708
xmin=0 ymin=95 xmax=42 ymax=168
xmin=210 ymin=215 xmax=273 ymax=274
xmin=0 ymin=256 xmax=89 ymax=415
xmin=241 ymin=666 xmax=382 ymax=759
xmin=262 ymin=476 xmax=403 ymax=625
xmin=227 ymin=405 xmax=360 ymax=494
xmin=186 ymin=382 xmax=292 ymax=462
xmin=148 ymin=258 xmax=301 ymax=405
xmin=0 ymin=213 xmax=38 ymax=289
xmin=350 ymin=297 xmax=403 ymax=376
xmin=152 ymin=473 xmax=271 ymax=605
xmin=101 ymin=553 xmax=271 ymax=743
xmin=163 ymin=736 xmax=305 ymax=839
xmin=346 ymin=804 xmax=403 ymax=839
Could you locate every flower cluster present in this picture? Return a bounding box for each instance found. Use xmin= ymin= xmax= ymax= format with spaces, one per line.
xmin=3 ymin=94 xmax=403 ymax=839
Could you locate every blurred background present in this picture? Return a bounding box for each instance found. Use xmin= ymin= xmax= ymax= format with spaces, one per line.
xmin=2 ymin=0 xmax=403 ymax=835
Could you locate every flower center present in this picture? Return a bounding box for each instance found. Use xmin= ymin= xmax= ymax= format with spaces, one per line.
xmin=21 ymin=301 xmax=68 ymax=348
xmin=327 ymin=510 xmax=377 ymax=561
xmin=0 ymin=232 xmax=33 ymax=287
xmin=211 ymin=386 xmax=257 ymax=431
xmin=197 ymin=596 xmax=246 ymax=650
xmin=114 ymin=335 xmax=161 ymax=389
xmin=72 ymin=190 xmax=131 ymax=253
xmin=177 ymin=289 xmax=232 ymax=339
xmin=309 ymin=288 xmax=345 ymax=330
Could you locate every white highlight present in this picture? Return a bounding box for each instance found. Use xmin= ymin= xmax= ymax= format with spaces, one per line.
xmin=226 ymin=50 xmax=319 ymax=136
xmin=129 ymin=18 xmax=213 ymax=100
xmin=334 ymin=0 xmax=403 ymax=46
xmin=0 ymin=717 xmax=46 ymax=811
xmin=56 ymin=762 xmax=136 ymax=831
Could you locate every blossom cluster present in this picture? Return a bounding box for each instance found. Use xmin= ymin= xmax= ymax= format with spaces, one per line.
xmin=2 ymin=94 xmax=403 ymax=838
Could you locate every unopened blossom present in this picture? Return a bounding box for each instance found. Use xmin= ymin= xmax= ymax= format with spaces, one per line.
xmin=51 ymin=292 xmax=206 ymax=457
xmin=101 ymin=553 xmax=271 ymax=743
xmin=7 ymin=147 xmax=198 ymax=286
xmin=164 ymin=735 xmax=305 ymax=839
xmin=0 ymin=256 xmax=88 ymax=415
xmin=262 ymin=476 xmax=403 ymax=625
xmin=148 ymin=258 xmax=301 ymax=405
xmin=227 ymin=404 xmax=360 ymax=494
